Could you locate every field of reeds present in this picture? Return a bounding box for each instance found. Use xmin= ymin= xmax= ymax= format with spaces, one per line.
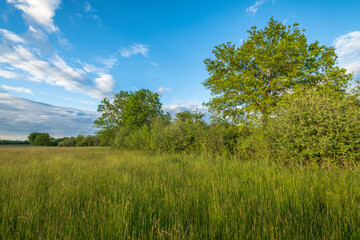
xmin=1 ymin=147 xmax=360 ymax=239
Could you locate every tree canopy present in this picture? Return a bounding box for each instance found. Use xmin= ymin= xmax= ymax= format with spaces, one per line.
xmin=27 ymin=132 xmax=65 ymax=146
xmin=203 ymin=17 xmax=352 ymax=125
xmin=94 ymin=89 xmax=167 ymax=132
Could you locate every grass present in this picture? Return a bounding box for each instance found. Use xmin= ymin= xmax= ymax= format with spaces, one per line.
xmin=1 ymin=147 xmax=360 ymax=239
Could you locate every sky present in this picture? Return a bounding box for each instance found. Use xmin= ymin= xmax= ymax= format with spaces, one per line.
xmin=0 ymin=0 xmax=360 ymax=139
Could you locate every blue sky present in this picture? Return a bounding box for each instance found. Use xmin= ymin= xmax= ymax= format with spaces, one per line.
xmin=1 ymin=0 xmax=360 ymax=139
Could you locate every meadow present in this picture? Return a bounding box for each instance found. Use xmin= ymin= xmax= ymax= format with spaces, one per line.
xmin=1 ymin=147 xmax=360 ymax=239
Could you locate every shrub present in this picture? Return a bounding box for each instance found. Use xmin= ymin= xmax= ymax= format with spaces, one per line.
xmin=199 ymin=123 xmax=238 ymax=156
xmin=268 ymin=93 xmax=360 ymax=166
xmin=113 ymin=126 xmax=149 ymax=150
xmin=149 ymin=117 xmax=172 ymax=152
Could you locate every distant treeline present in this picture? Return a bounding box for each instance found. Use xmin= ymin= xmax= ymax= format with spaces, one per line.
xmin=0 ymin=139 xmax=30 ymax=145
xmin=27 ymin=132 xmax=100 ymax=147
xmin=58 ymin=135 xmax=100 ymax=147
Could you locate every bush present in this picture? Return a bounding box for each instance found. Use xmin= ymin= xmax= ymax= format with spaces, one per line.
xmin=268 ymin=93 xmax=360 ymax=166
xmin=199 ymin=123 xmax=238 ymax=156
xmin=161 ymin=117 xmax=207 ymax=153
xmin=58 ymin=135 xmax=100 ymax=147
xmin=82 ymin=135 xmax=100 ymax=146
xmin=149 ymin=117 xmax=172 ymax=152
xmin=113 ymin=126 xmax=149 ymax=150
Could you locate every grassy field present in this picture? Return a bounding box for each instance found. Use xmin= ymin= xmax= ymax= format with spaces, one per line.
xmin=1 ymin=147 xmax=360 ymax=239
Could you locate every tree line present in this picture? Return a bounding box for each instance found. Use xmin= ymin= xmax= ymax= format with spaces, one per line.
xmin=28 ymin=18 xmax=360 ymax=167
xmin=27 ymin=132 xmax=100 ymax=147
xmin=0 ymin=139 xmax=30 ymax=145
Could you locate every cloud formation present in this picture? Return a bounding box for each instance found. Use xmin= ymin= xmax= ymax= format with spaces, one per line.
xmin=156 ymin=87 xmax=171 ymax=96
xmin=246 ymin=0 xmax=274 ymax=15
xmin=95 ymin=55 xmax=118 ymax=69
xmin=162 ymin=99 xmax=208 ymax=119
xmin=0 ymin=28 xmax=25 ymax=43
xmin=1 ymin=85 xmax=33 ymax=95
xmin=84 ymin=1 xmax=94 ymax=13
xmin=0 ymin=28 xmax=115 ymax=98
xmin=120 ymin=43 xmax=149 ymax=58
xmin=82 ymin=1 xmax=101 ymax=25
xmin=7 ymin=0 xmax=61 ymax=33
xmin=334 ymin=31 xmax=360 ymax=78
xmin=0 ymin=91 xmax=97 ymax=140
xmin=0 ymin=69 xmax=21 ymax=79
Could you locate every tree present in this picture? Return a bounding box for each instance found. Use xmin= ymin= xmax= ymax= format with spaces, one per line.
xmin=174 ymin=111 xmax=206 ymax=124
xmin=94 ymin=89 xmax=166 ymax=136
xmin=28 ymin=132 xmax=41 ymax=145
xmin=33 ymin=133 xmax=51 ymax=146
xmin=203 ymin=17 xmax=352 ymax=126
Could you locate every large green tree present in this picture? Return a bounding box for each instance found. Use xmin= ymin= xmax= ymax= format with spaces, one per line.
xmin=28 ymin=132 xmax=52 ymax=146
xmin=203 ymin=17 xmax=352 ymax=125
xmin=94 ymin=89 xmax=166 ymax=133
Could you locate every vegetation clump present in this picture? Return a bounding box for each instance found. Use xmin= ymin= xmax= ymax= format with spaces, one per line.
xmin=269 ymin=93 xmax=360 ymax=166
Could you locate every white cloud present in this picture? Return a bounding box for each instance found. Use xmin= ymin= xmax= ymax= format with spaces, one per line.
xmin=0 ymin=91 xmax=97 ymax=139
xmin=27 ymin=25 xmax=48 ymax=41
xmin=1 ymin=84 xmax=33 ymax=95
xmin=91 ymin=14 xmax=101 ymax=26
xmin=246 ymin=0 xmax=274 ymax=15
xmin=0 ymin=30 xmax=115 ymax=98
xmin=80 ymin=100 xmax=96 ymax=105
xmin=84 ymin=1 xmax=94 ymax=13
xmin=92 ymin=74 xmax=115 ymax=97
xmin=0 ymin=69 xmax=21 ymax=79
xmin=162 ymin=100 xmax=208 ymax=118
xmin=0 ymin=28 xmax=25 ymax=43
xmin=95 ymin=55 xmax=118 ymax=69
xmin=156 ymin=87 xmax=171 ymax=96
xmin=82 ymin=2 xmax=101 ymax=25
xmin=7 ymin=0 xmax=61 ymax=33
xmin=334 ymin=31 xmax=360 ymax=77
xmin=120 ymin=43 xmax=149 ymax=58
xmin=57 ymin=36 xmax=71 ymax=48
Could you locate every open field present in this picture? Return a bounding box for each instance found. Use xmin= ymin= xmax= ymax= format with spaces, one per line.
xmin=1 ymin=147 xmax=360 ymax=239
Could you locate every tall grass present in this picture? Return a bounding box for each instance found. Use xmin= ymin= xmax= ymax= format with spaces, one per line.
xmin=1 ymin=147 xmax=360 ymax=239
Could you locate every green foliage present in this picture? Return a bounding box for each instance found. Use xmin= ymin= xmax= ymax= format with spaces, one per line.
xmin=27 ymin=132 xmax=41 ymax=145
xmin=148 ymin=117 xmax=172 ymax=151
xmin=95 ymin=89 xmax=165 ymax=132
xmin=174 ymin=110 xmax=205 ymax=124
xmin=28 ymin=132 xmax=51 ymax=146
xmin=113 ymin=126 xmax=150 ymax=150
xmin=96 ymin=128 xmax=117 ymax=146
xmin=75 ymin=135 xmax=85 ymax=146
xmin=0 ymin=139 xmax=30 ymax=145
xmin=58 ymin=137 xmax=75 ymax=147
xmin=268 ymin=92 xmax=360 ymax=166
xmin=82 ymin=135 xmax=100 ymax=146
xmin=58 ymin=135 xmax=100 ymax=147
xmin=198 ymin=123 xmax=238 ymax=156
xmin=50 ymin=137 xmax=69 ymax=146
xmin=28 ymin=133 xmax=69 ymax=146
xmin=122 ymin=89 xmax=164 ymax=130
xmin=203 ymin=17 xmax=352 ymax=125
xmin=94 ymin=89 xmax=166 ymax=146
